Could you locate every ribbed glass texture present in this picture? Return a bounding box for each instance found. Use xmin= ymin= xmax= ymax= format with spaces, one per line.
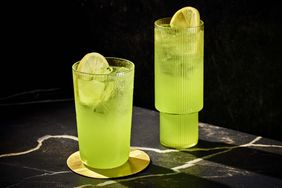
xmin=155 ymin=18 xmax=204 ymax=114
xmin=154 ymin=18 xmax=204 ymax=148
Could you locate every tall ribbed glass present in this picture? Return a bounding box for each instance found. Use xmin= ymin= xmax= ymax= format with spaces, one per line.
xmin=154 ymin=18 xmax=204 ymax=148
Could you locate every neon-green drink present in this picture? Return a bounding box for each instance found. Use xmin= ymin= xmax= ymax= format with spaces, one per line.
xmin=72 ymin=56 xmax=134 ymax=169
xmin=154 ymin=13 xmax=204 ymax=148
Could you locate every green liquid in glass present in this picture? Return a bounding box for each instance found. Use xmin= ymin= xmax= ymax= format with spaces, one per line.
xmin=73 ymin=62 xmax=134 ymax=169
xmin=154 ymin=19 xmax=204 ymax=148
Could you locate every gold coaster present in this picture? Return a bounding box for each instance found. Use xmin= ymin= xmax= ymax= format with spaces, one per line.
xmin=67 ymin=149 xmax=150 ymax=179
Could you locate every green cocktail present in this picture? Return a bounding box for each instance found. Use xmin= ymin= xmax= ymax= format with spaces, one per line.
xmin=72 ymin=55 xmax=134 ymax=169
xmin=154 ymin=7 xmax=204 ymax=148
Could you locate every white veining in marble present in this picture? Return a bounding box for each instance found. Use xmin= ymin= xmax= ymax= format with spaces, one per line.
xmin=95 ymin=172 xmax=179 ymax=187
xmin=172 ymin=136 xmax=261 ymax=171
xmin=131 ymin=146 xmax=179 ymax=153
xmin=1 ymin=134 xmax=282 ymax=188
xmin=92 ymin=137 xmax=258 ymax=187
xmin=198 ymin=161 xmax=251 ymax=179
xmin=0 ymin=135 xmax=78 ymax=158
xmin=2 ymin=134 xmax=281 ymax=159
xmin=74 ymin=172 xmax=180 ymax=188
xmin=172 ymin=148 xmax=233 ymax=172
xmin=74 ymin=184 xmax=97 ymax=188
xmin=0 ymin=162 xmax=54 ymax=173
xmin=6 ymin=171 xmax=72 ymax=188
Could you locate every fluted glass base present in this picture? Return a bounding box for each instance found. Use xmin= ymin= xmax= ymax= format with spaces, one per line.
xmin=160 ymin=112 xmax=198 ymax=149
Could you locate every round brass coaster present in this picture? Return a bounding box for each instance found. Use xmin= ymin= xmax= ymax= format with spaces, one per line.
xmin=67 ymin=149 xmax=150 ymax=179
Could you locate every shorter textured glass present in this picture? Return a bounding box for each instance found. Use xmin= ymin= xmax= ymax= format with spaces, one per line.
xmin=72 ymin=57 xmax=134 ymax=169
xmin=154 ymin=18 xmax=204 ymax=148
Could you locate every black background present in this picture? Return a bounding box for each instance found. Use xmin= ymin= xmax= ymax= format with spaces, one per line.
xmin=1 ymin=0 xmax=281 ymax=141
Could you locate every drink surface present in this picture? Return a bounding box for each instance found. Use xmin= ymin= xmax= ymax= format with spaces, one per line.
xmin=154 ymin=20 xmax=204 ymax=114
xmin=73 ymin=63 xmax=134 ymax=169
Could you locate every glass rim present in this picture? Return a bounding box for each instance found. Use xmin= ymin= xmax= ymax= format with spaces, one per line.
xmin=72 ymin=57 xmax=134 ymax=77
xmin=154 ymin=17 xmax=204 ymax=29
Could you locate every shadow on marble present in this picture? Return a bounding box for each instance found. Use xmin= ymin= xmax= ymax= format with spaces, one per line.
xmin=205 ymin=145 xmax=282 ymax=179
xmin=75 ymin=163 xmax=229 ymax=188
xmin=1 ymin=102 xmax=282 ymax=187
xmin=181 ymin=139 xmax=282 ymax=180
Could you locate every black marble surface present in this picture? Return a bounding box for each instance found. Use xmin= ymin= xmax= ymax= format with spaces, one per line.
xmin=1 ymin=101 xmax=282 ymax=187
